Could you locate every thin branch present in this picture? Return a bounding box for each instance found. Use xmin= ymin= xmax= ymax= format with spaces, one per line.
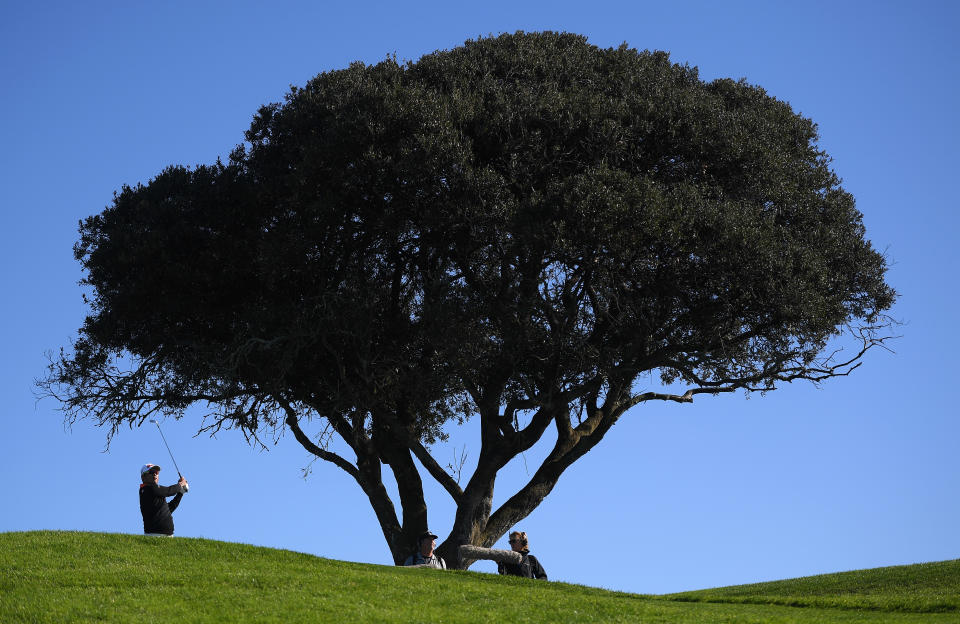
xmin=411 ymin=440 xmax=465 ymax=503
xmin=280 ymin=401 xmax=361 ymax=481
xmin=376 ymin=410 xmax=464 ymax=503
xmin=632 ymin=386 xmax=737 ymax=404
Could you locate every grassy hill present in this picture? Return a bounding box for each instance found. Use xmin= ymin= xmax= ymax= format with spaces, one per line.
xmin=664 ymin=558 xmax=960 ymax=614
xmin=2 ymin=531 xmax=958 ymax=623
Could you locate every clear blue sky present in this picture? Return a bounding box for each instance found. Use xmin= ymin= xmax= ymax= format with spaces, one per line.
xmin=2 ymin=1 xmax=957 ymax=595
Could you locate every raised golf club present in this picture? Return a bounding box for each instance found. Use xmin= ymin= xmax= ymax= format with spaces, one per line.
xmin=148 ymin=419 xmax=188 ymax=492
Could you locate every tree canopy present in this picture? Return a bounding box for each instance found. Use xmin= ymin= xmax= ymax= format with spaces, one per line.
xmin=42 ymin=31 xmax=896 ymax=567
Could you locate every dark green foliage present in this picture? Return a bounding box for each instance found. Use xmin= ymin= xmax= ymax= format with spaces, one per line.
xmin=42 ymin=32 xmax=895 ymax=566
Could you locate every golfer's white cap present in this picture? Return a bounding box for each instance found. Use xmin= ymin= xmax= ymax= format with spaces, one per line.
xmin=140 ymin=463 xmax=161 ymax=475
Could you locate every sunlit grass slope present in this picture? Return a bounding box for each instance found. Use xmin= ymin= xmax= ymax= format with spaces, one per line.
xmin=2 ymin=531 xmax=957 ymax=623
xmin=664 ymin=558 xmax=960 ymax=613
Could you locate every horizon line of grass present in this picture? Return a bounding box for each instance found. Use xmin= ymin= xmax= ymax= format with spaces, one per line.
xmin=3 ymin=531 xmax=959 ymax=623
xmin=663 ymin=558 xmax=960 ymax=614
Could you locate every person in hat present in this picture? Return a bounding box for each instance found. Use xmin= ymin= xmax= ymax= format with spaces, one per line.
xmin=403 ymin=530 xmax=446 ymax=569
xmin=497 ymin=531 xmax=547 ymax=579
xmin=139 ymin=463 xmax=188 ymax=536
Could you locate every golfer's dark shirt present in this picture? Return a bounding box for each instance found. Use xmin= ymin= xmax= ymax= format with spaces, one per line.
xmin=139 ymin=483 xmax=183 ymax=535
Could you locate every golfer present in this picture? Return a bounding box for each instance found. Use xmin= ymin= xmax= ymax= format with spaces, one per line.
xmin=497 ymin=531 xmax=547 ymax=579
xmin=403 ymin=530 xmax=446 ymax=569
xmin=139 ymin=464 xmax=188 ymax=536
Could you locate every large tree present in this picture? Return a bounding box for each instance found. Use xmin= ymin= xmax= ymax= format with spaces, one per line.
xmin=42 ymin=32 xmax=895 ymax=568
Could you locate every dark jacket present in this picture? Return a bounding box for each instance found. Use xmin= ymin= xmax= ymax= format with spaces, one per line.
xmin=497 ymin=552 xmax=548 ymax=580
xmin=139 ymin=483 xmax=184 ymax=535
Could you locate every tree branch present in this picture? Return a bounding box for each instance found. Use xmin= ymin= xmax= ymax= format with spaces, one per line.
xmin=632 ymin=386 xmax=736 ymax=404
xmin=374 ymin=409 xmax=464 ymax=503
xmin=411 ymin=441 xmax=465 ymax=504
xmin=480 ymin=382 xmax=634 ymax=545
xmin=280 ymin=401 xmax=361 ymax=481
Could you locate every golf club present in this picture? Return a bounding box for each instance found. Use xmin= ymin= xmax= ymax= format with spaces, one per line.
xmin=148 ymin=419 xmax=189 ymax=492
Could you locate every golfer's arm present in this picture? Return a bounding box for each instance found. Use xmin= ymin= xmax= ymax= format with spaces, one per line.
xmin=167 ymin=492 xmax=183 ymax=512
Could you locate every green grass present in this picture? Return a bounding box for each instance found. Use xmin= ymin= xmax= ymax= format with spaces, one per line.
xmin=2 ymin=531 xmax=958 ymax=623
xmin=664 ymin=559 xmax=960 ymax=614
